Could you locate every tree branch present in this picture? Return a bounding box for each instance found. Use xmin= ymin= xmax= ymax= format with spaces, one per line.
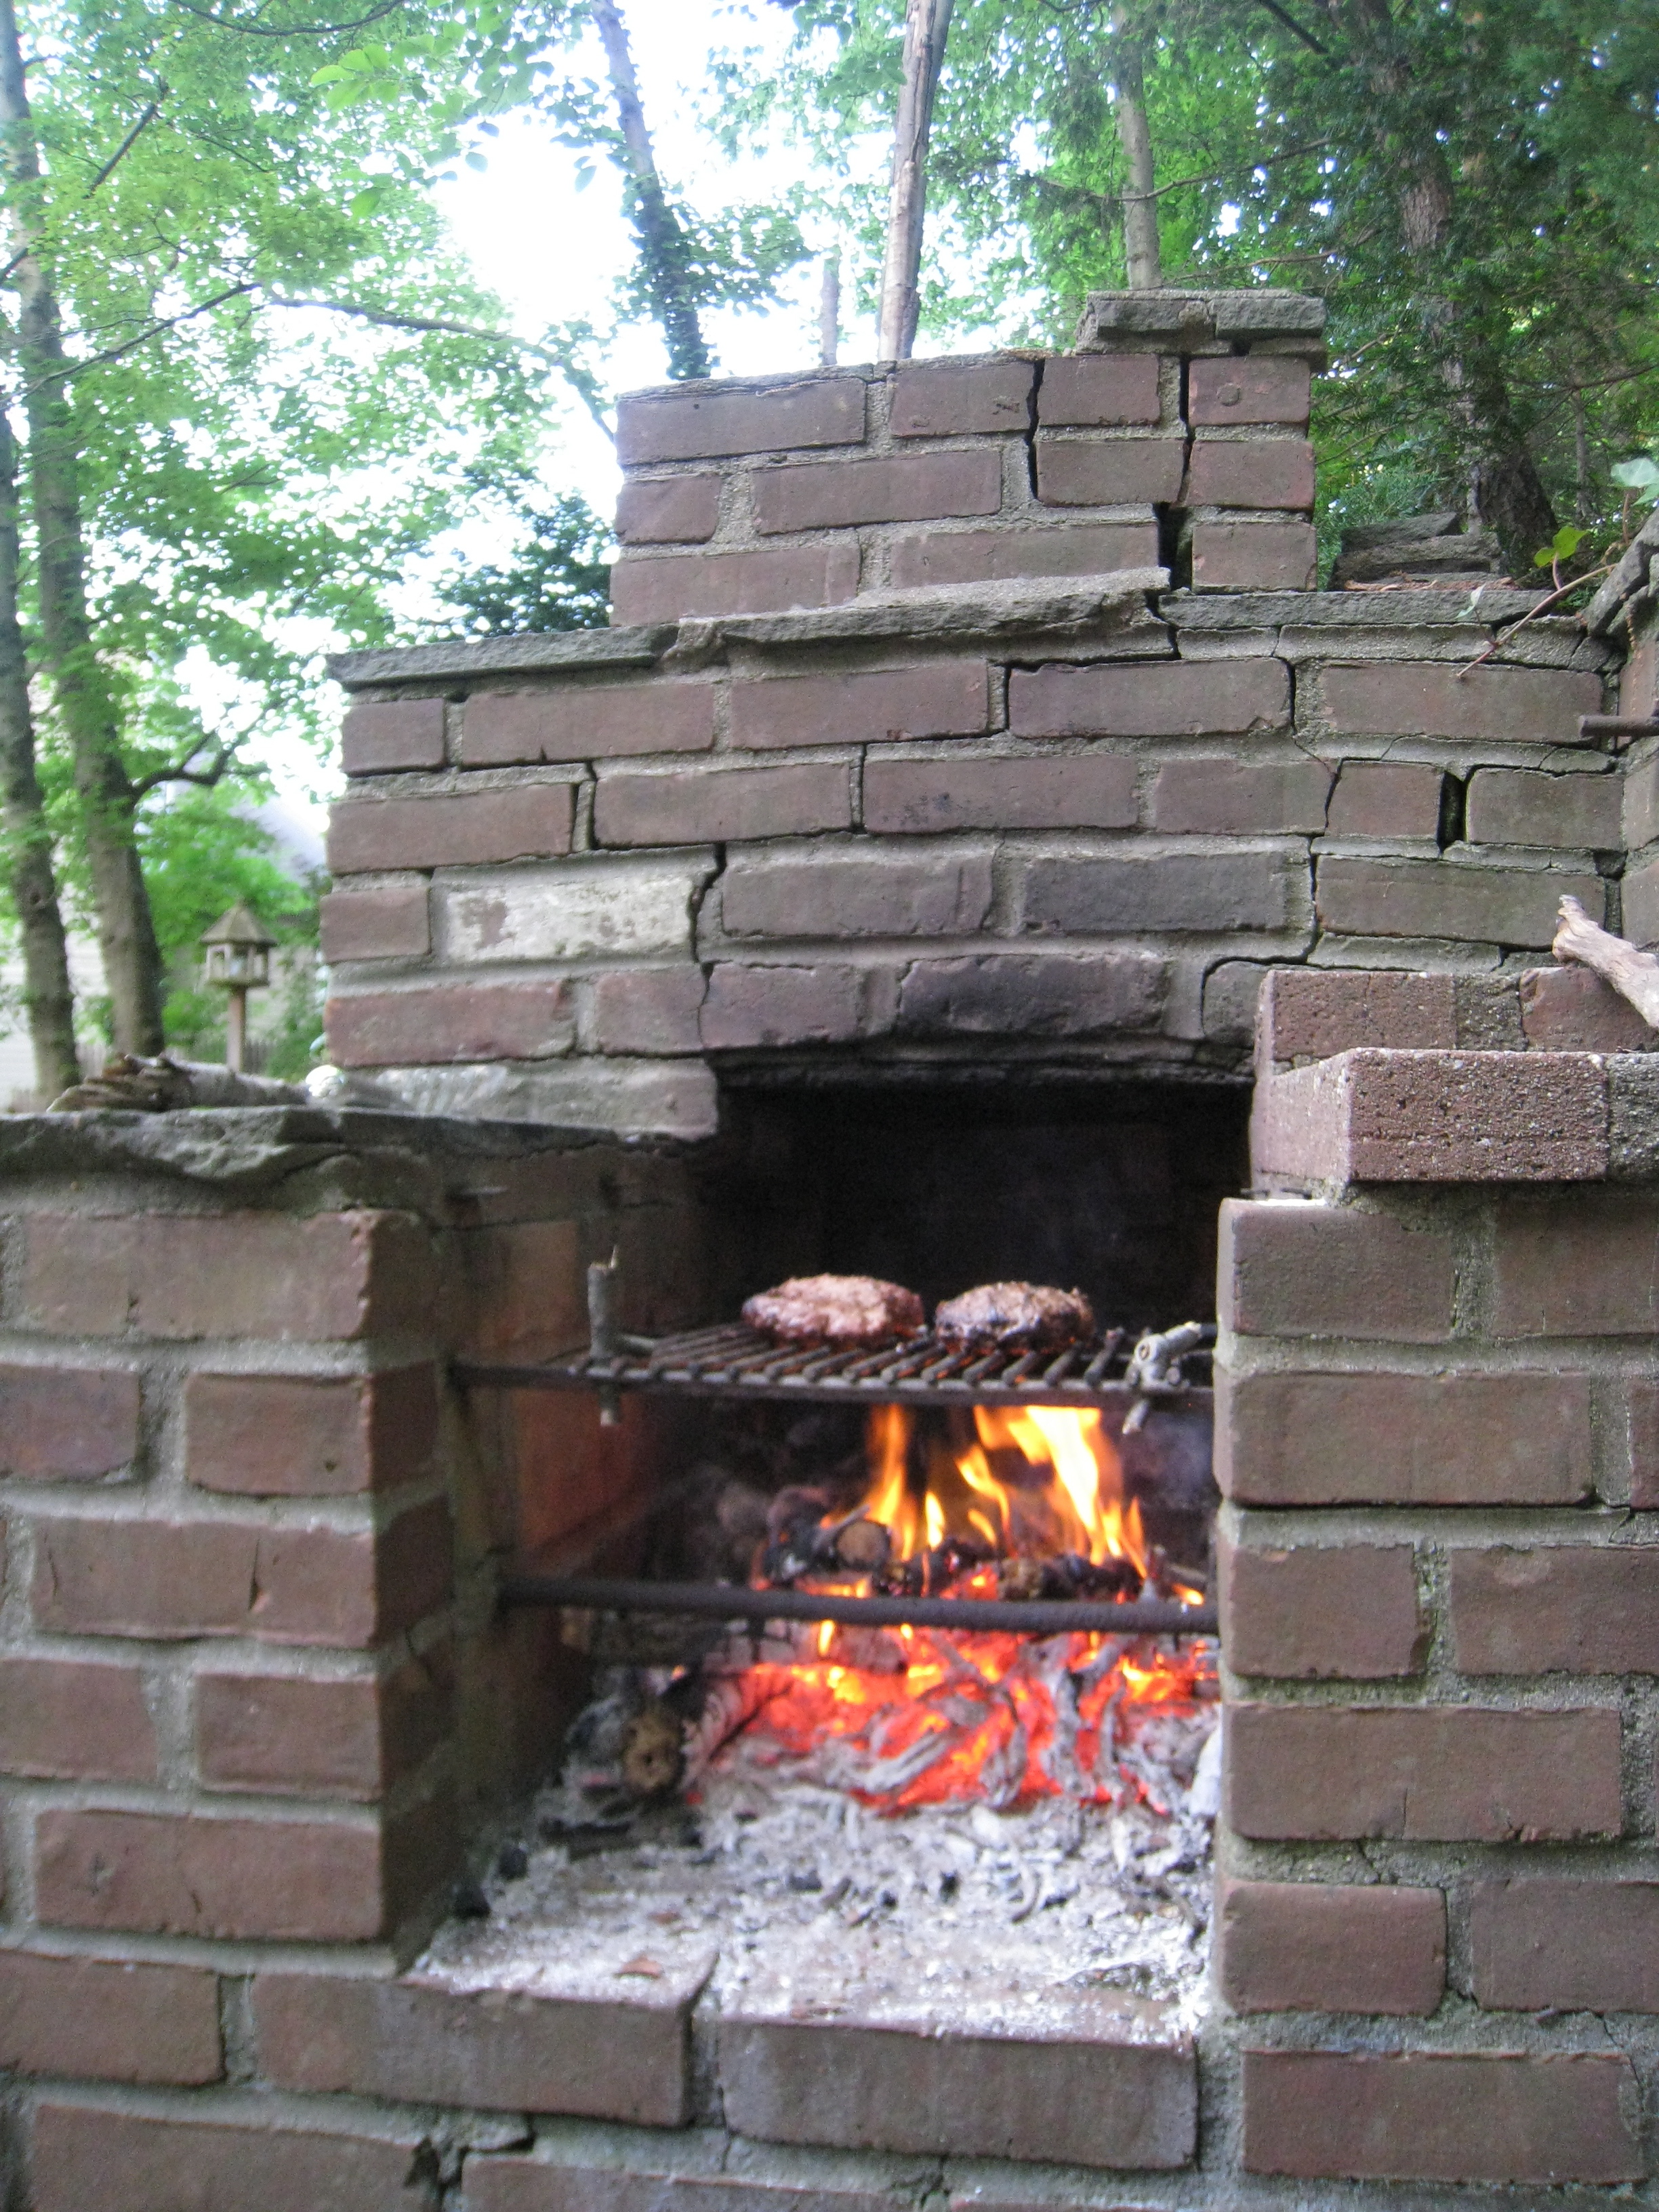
xmin=87 ymin=89 xmax=167 ymax=196
xmin=1250 ymin=0 xmax=1332 ymax=54
xmin=129 ymin=736 xmax=232 ymax=798
xmin=261 ymin=290 xmax=615 ymax=438
xmin=15 ymin=282 xmax=257 ymax=392
xmin=166 ymin=0 xmax=405 ymax=33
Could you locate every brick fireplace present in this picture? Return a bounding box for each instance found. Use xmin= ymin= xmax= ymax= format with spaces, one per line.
xmin=4 ymin=290 xmax=1659 ymax=2208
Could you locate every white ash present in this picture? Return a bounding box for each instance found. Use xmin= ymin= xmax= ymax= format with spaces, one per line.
xmin=418 ymin=1699 xmax=1218 ymax=2039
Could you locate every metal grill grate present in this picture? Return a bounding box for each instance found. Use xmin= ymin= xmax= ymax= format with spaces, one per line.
xmin=455 ymin=1319 xmax=1213 ymax=1413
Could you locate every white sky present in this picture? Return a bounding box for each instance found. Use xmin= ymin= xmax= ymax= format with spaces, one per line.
xmin=430 ymin=0 xmax=861 ymax=524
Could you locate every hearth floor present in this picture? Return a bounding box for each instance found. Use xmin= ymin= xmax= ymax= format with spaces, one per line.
xmin=417 ymin=1703 xmax=1218 ymax=2043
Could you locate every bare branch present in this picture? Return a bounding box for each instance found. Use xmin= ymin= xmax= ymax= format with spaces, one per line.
xmin=129 ymin=737 xmax=232 ymax=798
xmin=262 ymin=290 xmax=616 ymax=438
xmin=87 ymin=89 xmax=167 ymax=196
xmin=15 ymin=282 xmax=256 ymax=392
xmin=167 ymin=0 xmax=405 ymax=34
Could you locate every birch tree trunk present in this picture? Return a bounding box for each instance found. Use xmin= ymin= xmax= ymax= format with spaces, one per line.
xmin=0 ymin=0 xmax=165 ymax=1053
xmin=0 ymin=399 xmax=78 ymax=1098
xmin=590 ymin=0 xmax=711 ymax=382
xmin=876 ymin=0 xmax=954 ymax=361
xmin=1113 ymin=39 xmax=1161 ymax=289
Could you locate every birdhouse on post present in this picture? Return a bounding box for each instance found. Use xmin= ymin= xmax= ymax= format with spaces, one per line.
xmin=201 ymin=902 xmax=276 ymax=1073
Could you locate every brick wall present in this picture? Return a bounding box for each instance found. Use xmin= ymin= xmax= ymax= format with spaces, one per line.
xmin=609 ymin=289 xmax=1324 ymax=626
xmin=0 ymin=1107 xmax=722 ymax=2208
xmin=1216 ymin=966 xmax=1659 ymax=2193
xmin=323 ymin=592 xmax=1618 ymax=1132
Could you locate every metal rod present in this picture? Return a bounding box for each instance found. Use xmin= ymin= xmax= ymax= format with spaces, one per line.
xmin=499 ymin=1572 xmax=1216 ymax=1637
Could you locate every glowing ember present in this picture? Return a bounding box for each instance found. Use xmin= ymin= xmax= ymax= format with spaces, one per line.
xmin=720 ymin=1401 xmax=1211 ymax=1812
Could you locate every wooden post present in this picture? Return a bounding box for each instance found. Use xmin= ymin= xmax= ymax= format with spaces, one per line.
xmin=225 ymin=985 xmax=247 ymax=1073
xmin=819 ymin=255 xmax=840 ymax=368
xmin=876 ymin=0 xmax=954 ymax=361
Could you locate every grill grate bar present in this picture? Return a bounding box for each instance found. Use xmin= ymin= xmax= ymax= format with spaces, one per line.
xmin=455 ymin=1319 xmax=1213 ymax=1412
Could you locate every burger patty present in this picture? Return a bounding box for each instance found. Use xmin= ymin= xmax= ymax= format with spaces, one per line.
xmin=742 ymin=1273 xmax=925 ymax=1347
xmin=934 ymin=1281 xmax=1096 ymax=1351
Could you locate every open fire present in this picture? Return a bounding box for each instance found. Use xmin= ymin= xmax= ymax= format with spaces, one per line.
xmin=682 ymin=1401 xmax=1212 ymax=1814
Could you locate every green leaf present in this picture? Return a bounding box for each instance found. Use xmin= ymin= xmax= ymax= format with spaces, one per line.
xmin=1612 ymin=457 xmax=1659 ymax=493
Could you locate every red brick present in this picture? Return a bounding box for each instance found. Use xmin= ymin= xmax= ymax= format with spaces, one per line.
xmin=340 ymin=697 xmax=445 ymax=775
xmin=1625 ymin=744 xmax=1659 ymax=850
xmin=1225 ymin=1704 xmax=1622 ymax=1842
xmin=753 ymin=449 xmax=1002 ymax=533
xmin=195 ymin=1651 xmax=451 ymax=1797
xmin=1629 ymin=1380 xmax=1659 ymax=1507
xmin=1519 ymin=962 xmax=1656 ymax=1051
xmin=33 ymin=1799 xmax=450 ymax=1940
xmin=1151 ymin=756 xmax=1330 ymax=833
xmin=700 ymin=964 xmax=864 ymax=1048
xmin=1316 ymin=855 xmax=1604 ymax=946
xmin=1253 ymin=1048 xmax=1609 ymax=1183
xmin=729 ymin=661 xmax=988 ymax=750
xmin=890 ymin=357 xmax=1034 ymax=436
xmin=1218 ymin=1369 xmax=1592 ymax=1506
xmin=1189 ymin=356 xmax=1311 ymax=426
xmin=327 ymin=980 xmax=575 ymax=1067
xmin=0 ymin=1362 xmax=140 ymax=1478
xmin=1187 ymin=438 xmax=1315 ymax=510
xmin=617 ymin=375 xmax=865 ymax=464
xmin=0 ymin=1953 xmax=221 ymax=2083
xmin=1466 ymin=766 xmax=1622 ymax=850
xmin=1022 ymin=848 xmax=1300 ymax=934
xmin=1037 ymin=353 xmax=1162 ymax=427
xmin=459 ymin=681 xmax=716 ymax=766
xmin=327 ymin=783 xmax=574 ymax=874
xmin=466 ymin=2169 xmax=895 ymax=2212
xmin=1624 ymin=851 xmax=1659 ymax=945
xmin=319 ymin=885 xmax=430 ymax=962
xmin=615 ymin=472 xmax=721 ymax=544
xmin=1219 ymin=1198 xmax=1456 ymax=1339
xmin=611 ymin=544 xmax=859 ymax=625
xmin=1258 ymin=968 xmax=1455 ymax=1062
xmin=1218 ymin=1536 xmax=1423 ymax=1676
xmin=1451 ymin=1544 xmax=1659 ymax=1673
xmin=888 ymin=520 xmax=1159 ymax=588
xmin=1495 ymin=1189 xmax=1659 ymax=1336
xmin=896 ymin=954 xmax=1166 ymax=1038
xmin=1033 ymin=435 xmax=1185 ymax=506
xmin=864 ymin=752 xmax=1136 ymax=832
xmin=1472 ymin=1879 xmax=1659 ymax=2010
xmin=0 ymin=1656 xmax=157 ymax=1780
xmin=449 ymin=1218 xmax=583 ymax=1361
xmin=717 ymin=1999 xmax=1195 ymax=2167
xmin=30 ymin=2102 xmax=432 ymax=2212
xmin=1326 ymin=760 xmax=1445 ymax=840
xmin=587 ymin=967 xmax=705 ymax=1053
xmin=19 ymin=1209 xmax=433 ymax=1342
xmin=31 ymin=1496 xmax=450 ymax=1646
xmin=1320 ymin=659 xmax=1603 ymax=742
xmin=185 ymin=1365 xmax=437 ymax=1498
xmin=1242 ymin=2049 xmax=1640 ymax=2184
xmin=1010 ymin=656 xmax=1289 ymax=737
xmin=720 ymin=847 xmax=992 ymax=939
xmin=595 ymin=762 xmax=851 ymax=847
xmin=1190 ymin=520 xmax=1317 ymax=590
xmin=1218 ymin=1879 xmax=1444 ymax=2013
xmin=254 ymin=1965 xmax=701 ymax=2123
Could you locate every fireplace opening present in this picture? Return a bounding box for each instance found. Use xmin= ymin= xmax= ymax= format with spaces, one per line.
xmin=430 ymin=1076 xmax=1240 ymax=2051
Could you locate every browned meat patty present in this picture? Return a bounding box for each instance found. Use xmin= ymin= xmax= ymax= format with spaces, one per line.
xmin=742 ymin=1274 xmax=924 ymax=1347
xmin=934 ymin=1281 xmax=1096 ymax=1351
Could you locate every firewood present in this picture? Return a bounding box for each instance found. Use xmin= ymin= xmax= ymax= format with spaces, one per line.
xmin=1553 ymin=895 xmax=1659 ymax=1027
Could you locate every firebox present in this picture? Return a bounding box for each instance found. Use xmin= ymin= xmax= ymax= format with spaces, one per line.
xmin=429 ymin=1073 xmax=1230 ymax=2074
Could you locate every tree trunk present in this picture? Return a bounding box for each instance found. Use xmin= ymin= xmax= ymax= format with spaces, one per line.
xmin=1113 ymin=39 xmax=1161 ymax=290
xmin=0 ymin=401 xmax=77 ymax=1099
xmin=590 ymin=0 xmax=711 ymax=382
xmin=0 ymin=0 xmax=165 ymax=1054
xmin=876 ymin=0 xmax=954 ymax=361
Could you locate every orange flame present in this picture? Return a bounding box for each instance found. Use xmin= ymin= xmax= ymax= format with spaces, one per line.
xmin=848 ymin=1403 xmax=1146 ymax=1576
xmin=717 ymin=1399 xmax=1197 ymax=1810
